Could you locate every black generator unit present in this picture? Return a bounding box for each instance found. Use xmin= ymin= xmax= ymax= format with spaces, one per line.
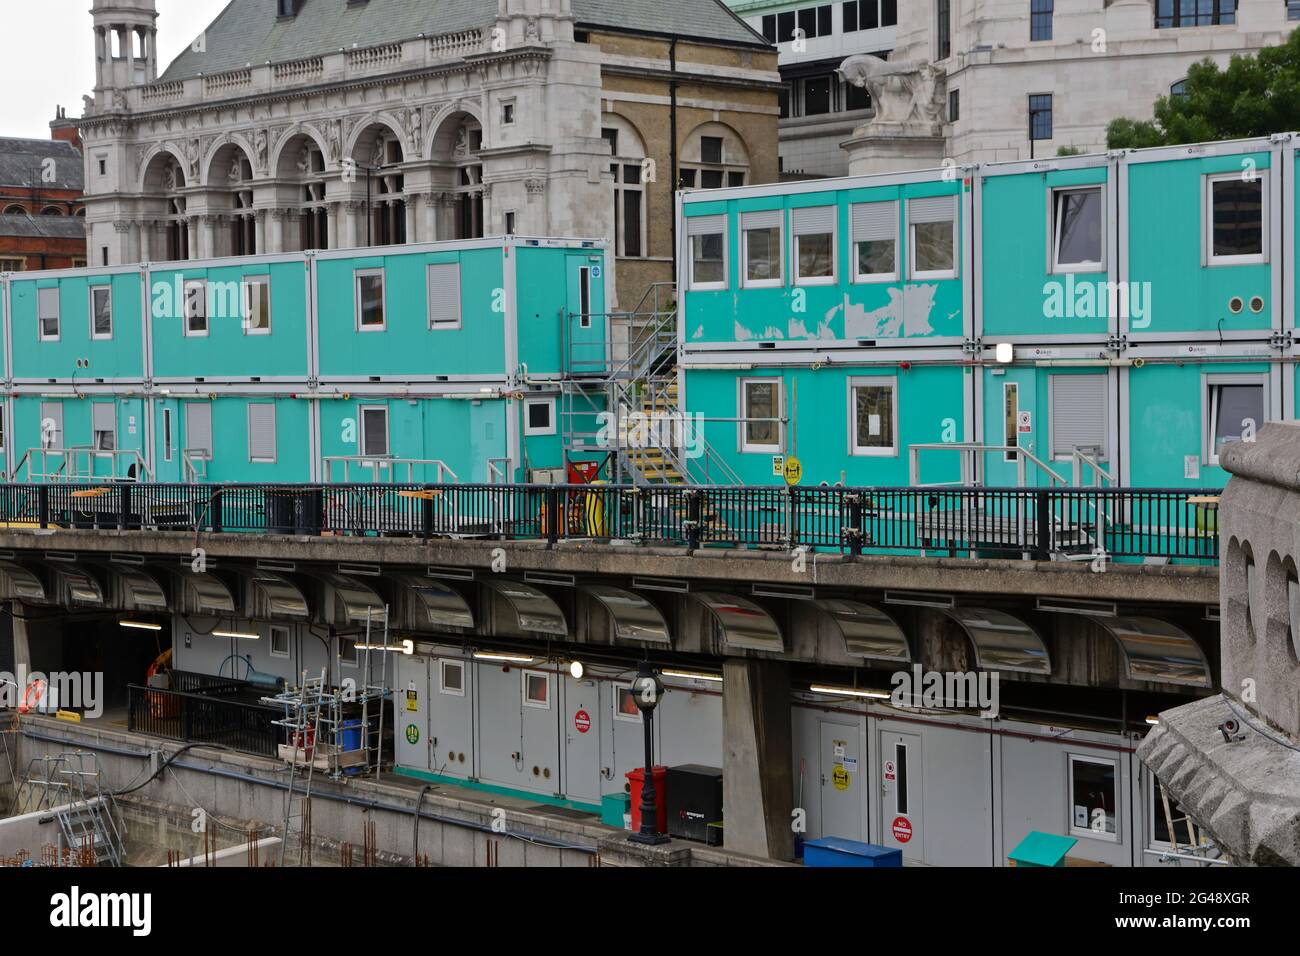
xmin=666 ymin=764 xmax=723 ymax=843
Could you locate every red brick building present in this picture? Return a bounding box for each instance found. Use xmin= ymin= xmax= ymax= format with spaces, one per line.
xmin=0 ymin=118 xmax=86 ymax=272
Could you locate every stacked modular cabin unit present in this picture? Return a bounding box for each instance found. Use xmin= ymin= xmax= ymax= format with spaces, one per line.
xmin=976 ymin=136 xmax=1296 ymax=491
xmin=0 ymin=237 xmax=609 ymax=484
xmin=676 ymin=167 xmax=974 ymax=489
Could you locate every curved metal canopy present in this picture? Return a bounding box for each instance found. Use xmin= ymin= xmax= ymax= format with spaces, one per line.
xmin=400 ymin=576 xmax=474 ymax=630
xmin=59 ymin=566 xmax=104 ymax=607
xmin=809 ymin=599 xmax=910 ymax=662
xmin=940 ymin=607 xmax=1051 ymax=675
xmin=693 ymin=592 xmax=785 ymax=652
xmin=0 ymin=561 xmax=46 ymax=603
xmin=1093 ymin=616 xmax=1211 ymax=688
xmin=184 ymin=572 xmax=237 ymax=615
xmin=481 ymin=579 xmax=567 ymax=637
xmin=247 ymin=572 xmax=310 ymax=620
xmin=114 ymin=567 xmax=167 ymax=610
xmin=580 ymin=585 xmax=671 ymax=645
xmin=319 ymin=573 xmax=386 ymax=624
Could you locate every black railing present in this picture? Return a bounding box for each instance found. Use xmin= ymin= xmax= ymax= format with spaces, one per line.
xmin=0 ymin=482 xmax=1222 ymax=562
xmin=127 ymin=684 xmax=283 ymax=758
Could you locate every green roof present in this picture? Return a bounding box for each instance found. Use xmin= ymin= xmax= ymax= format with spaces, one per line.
xmin=160 ymin=0 xmax=767 ymax=82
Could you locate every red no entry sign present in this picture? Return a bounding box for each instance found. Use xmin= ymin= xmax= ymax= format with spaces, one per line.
xmin=574 ymin=709 xmax=591 ymax=734
xmin=891 ymin=816 xmax=913 ymax=844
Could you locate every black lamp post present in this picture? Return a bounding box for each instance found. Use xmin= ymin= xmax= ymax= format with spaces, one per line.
xmin=628 ymin=662 xmax=669 ymax=845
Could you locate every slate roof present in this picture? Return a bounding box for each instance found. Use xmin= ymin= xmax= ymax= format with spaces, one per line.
xmin=160 ymin=0 xmax=767 ymax=82
xmin=0 ymin=138 xmax=84 ymax=190
xmin=0 ymin=212 xmax=87 ymax=240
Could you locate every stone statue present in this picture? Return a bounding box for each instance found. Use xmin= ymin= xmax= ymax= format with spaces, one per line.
xmin=297 ymin=145 xmax=311 ymax=174
xmin=409 ymin=108 xmax=423 ymax=156
xmin=227 ymin=159 xmax=242 ymax=184
xmin=838 ymin=54 xmax=946 ymax=131
xmin=327 ymin=120 xmax=342 ymax=162
xmin=81 ymin=94 xmax=96 ymax=117
xmin=254 ymin=129 xmax=268 ymax=172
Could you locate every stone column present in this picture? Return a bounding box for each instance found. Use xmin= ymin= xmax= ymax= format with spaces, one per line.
xmin=423 ymin=192 xmax=438 ymax=243
xmin=722 ymin=658 xmax=796 ymax=861
xmin=254 ymin=209 xmax=268 ymax=255
xmin=269 ymin=209 xmax=286 ymax=253
xmin=139 ymin=219 xmax=152 ymax=262
xmin=344 ymin=201 xmax=365 ymax=249
xmin=327 ymin=202 xmax=340 ymax=250
xmin=198 ymin=215 xmax=215 ymax=260
xmin=406 ymin=193 xmax=424 ymax=243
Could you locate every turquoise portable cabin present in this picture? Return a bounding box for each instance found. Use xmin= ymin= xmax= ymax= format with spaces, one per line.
xmin=976 ymin=153 xmax=1117 ymax=343
xmin=1120 ymin=136 xmax=1284 ymax=342
xmin=9 ymin=391 xmax=149 ymax=482
xmin=7 ymin=264 xmax=147 ymax=383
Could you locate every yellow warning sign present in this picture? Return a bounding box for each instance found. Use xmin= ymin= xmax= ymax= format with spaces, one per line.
xmin=406 ymin=689 xmax=418 ymax=712
xmin=783 ymin=456 xmax=803 ymax=487
xmin=832 ymin=764 xmax=850 ymax=791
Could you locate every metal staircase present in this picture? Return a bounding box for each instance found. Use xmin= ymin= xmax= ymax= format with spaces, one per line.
xmin=16 ymin=752 xmax=126 ymax=866
xmin=560 ymin=282 xmax=741 ymax=487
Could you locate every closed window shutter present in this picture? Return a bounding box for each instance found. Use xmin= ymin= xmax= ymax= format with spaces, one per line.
xmin=686 ymin=214 xmax=725 ymax=236
xmin=427 ymin=262 xmax=461 ymax=327
xmin=186 ymin=404 xmax=213 ymax=459
xmin=249 ymin=404 xmax=277 ymax=461
xmin=1051 ymin=375 xmax=1108 ymax=458
xmin=852 ymin=201 xmax=896 ymax=243
xmin=362 ymin=409 xmax=388 ymax=457
xmin=741 ymin=209 xmax=782 ymax=230
xmin=93 ymin=403 xmax=115 ymax=450
xmin=38 ymin=287 xmax=59 ymax=319
xmin=793 ymin=206 xmax=835 ymax=234
xmin=909 ymin=195 xmax=956 ymax=225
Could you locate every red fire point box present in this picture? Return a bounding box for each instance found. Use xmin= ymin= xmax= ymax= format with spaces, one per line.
xmin=625 ymin=766 xmax=668 ymax=834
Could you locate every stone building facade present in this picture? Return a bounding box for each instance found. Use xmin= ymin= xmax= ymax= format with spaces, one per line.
xmin=77 ymin=0 xmax=780 ymax=305
xmin=726 ymin=0 xmax=1300 ymax=177
xmin=0 ymin=131 xmax=87 ymax=273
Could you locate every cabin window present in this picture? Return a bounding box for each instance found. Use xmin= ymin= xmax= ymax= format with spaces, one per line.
xmin=355 ymin=270 xmax=386 ymax=330
xmin=793 ymin=205 xmax=836 ymax=284
xmin=851 ymin=200 xmax=898 ymax=282
xmin=1051 ymin=187 xmax=1104 ymax=272
xmin=740 ymin=378 xmax=783 ymax=453
xmin=1069 ymin=754 xmax=1118 ymax=841
xmin=92 ymin=403 xmax=116 ymax=452
xmin=1050 ymin=374 xmax=1108 ymax=461
xmin=248 ymin=403 xmax=277 ymax=463
xmin=908 ymin=195 xmax=957 ymax=279
xmin=1205 ymin=172 xmax=1266 ymax=265
xmin=360 ymin=406 xmax=390 ymax=458
xmin=427 ymin=262 xmax=462 ymax=329
xmin=38 ymin=287 xmax=60 ymax=340
xmin=441 ymin=659 xmax=465 ymax=696
xmin=269 ymin=625 xmax=290 ymax=659
xmin=849 ymin=377 xmax=898 ymax=456
xmin=91 ymin=286 xmax=113 ymax=339
xmin=523 ymin=671 xmax=550 ymax=709
xmin=524 ymin=397 xmax=556 ymax=437
xmin=183 ymin=279 xmax=208 ymax=336
xmin=742 ymin=209 xmax=784 ymax=287
xmin=687 ymin=215 xmax=727 ymax=289
xmin=243 ymin=276 xmax=271 ymax=334
xmin=338 ymin=635 xmax=357 ymax=668
xmin=1204 ymin=375 xmax=1265 ymax=466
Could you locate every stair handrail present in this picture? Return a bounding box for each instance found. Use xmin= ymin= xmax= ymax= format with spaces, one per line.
xmin=908 ymin=442 xmax=1069 ymax=488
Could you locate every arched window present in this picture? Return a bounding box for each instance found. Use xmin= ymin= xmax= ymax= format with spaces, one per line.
xmin=2 ymin=204 xmax=26 ymax=215
xmin=680 ymin=123 xmax=750 ymax=191
xmin=601 ymin=115 xmax=647 ymax=258
xmin=41 ymin=206 xmax=65 ymax=216
xmin=1170 ymin=78 xmax=1187 ymax=97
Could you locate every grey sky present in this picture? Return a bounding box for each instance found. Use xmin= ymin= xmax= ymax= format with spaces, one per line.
xmin=1 ymin=0 xmax=229 ymax=140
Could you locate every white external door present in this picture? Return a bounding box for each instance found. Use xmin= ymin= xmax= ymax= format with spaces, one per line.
xmin=880 ymin=730 xmax=923 ymax=860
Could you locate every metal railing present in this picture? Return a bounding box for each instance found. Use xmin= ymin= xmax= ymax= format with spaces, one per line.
xmin=909 ymin=443 xmax=1069 ymax=488
xmin=322 ymin=456 xmax=459 ymax=484
xmin=127 ymin=684 xmax=283 ymax=758
xmin=0 ymin=481 xmax=1223 ymax=562
xmin=15 ymin=447 xmax=152 ymax=484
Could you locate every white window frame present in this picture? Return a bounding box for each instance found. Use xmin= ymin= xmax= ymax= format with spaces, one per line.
xmin=1003 ymin=381 xmax=1020 ymax=463
xmin=614 ymin=684 xmax=643 ymax=723
xmin=440 ymin=659 xmax=466 ymax=697
xmin=741 ymin=211 xmax=785 ymax=289
xmin=738 ymin=377 xmax=783 ymax=454
xmin=1048 ymin=373 xmax=1110 ymax=463
xmin=1067 ymin=753 xmax=1120 ymax=843
xmin=269 ymin=624 xmax=291 ymax=660
xmin=338 ymin=635 xmax=358 ymax=669
xmin=1049 ymin=185 xmax=1106 ymax=274
xmin=1204 ymin=171 xmax=1268 ymax=267
xmin=91 ymin=402 xmax=116 ymax=454
xmin=359 ymin=405 xmax=390 ymax=459
xmin=183 ymin=279 xmax=209 ymax=337
xmin=1203 ymin=373 xmax=1267 ymax=467
xmin=906 ymin=196 xmax=958 ymax=281
xmin=851 ymin=200 xmax=899 ymax=284
xmin=522 ymin=670 xmax=551 ymax=710
xmin=426 ymin=262 xmax=463 ymax=330
xmin=792 ymin=205 xmax=837 ymax=287
xmin=242 ymin=275 xmax=272 ymax=335
xmin=162 ymin=407 xmax=174 ymax=463
xmin=247 ymin=403 xmax=277 ymax=464
xmin=37 ymin=287 xmax=60 ymax=341
xmin=848 ymin=376 xmax=900 ymax=457
xmin=523 ymin=397 xmax=556 ymax=437
xmin=686 ymin=217 xmax=728 ymax=291
xmin=89 ymin=285 xmax=113 ymax=340
xmin=354 ymin=269 xmax=387 ymax=331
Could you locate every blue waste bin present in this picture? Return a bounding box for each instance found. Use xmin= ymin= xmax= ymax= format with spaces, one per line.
xmin=803 ymin=837 xmax=902 ymax=868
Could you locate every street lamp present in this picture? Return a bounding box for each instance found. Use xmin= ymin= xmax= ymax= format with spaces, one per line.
xmin=628 ymin=661 xmax=669 ymax=845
